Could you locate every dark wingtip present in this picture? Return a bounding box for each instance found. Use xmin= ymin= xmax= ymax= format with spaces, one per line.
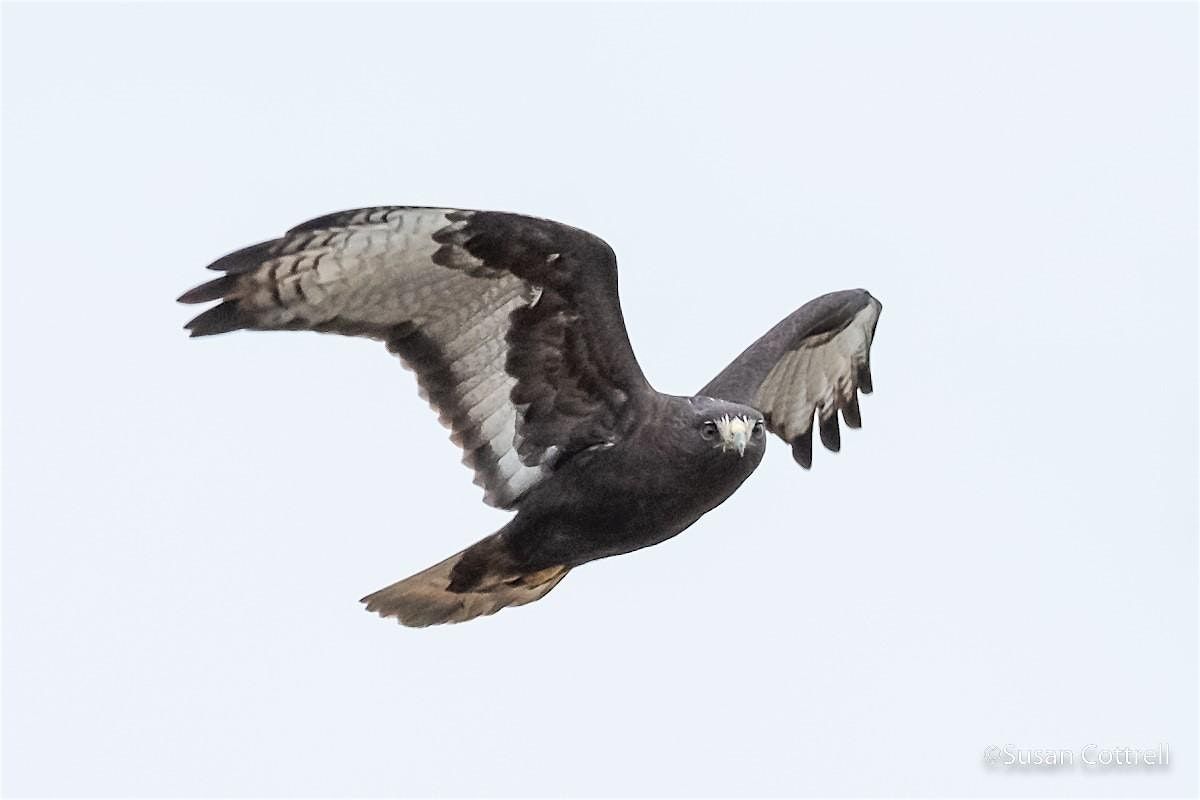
xmin=177 ymin=274 xmax=238 ymax=305
xmin=790 ymin=427 xmax=814 ymax=469
xmin=206 ymin=240 xmax=278 ymax=273
xmin=842 ymin=393 xmax=862 ymax=429
xmin=184 ymin=301 xmax=246 ymax=337
xmin=819 ymin=412 xmax=841 ymax=452
xmin=857 ymin=364 xmax=874 ymax=394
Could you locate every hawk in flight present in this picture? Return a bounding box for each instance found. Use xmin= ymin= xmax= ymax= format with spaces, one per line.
xmin=179 ymin=208 xmax=882 ymax=627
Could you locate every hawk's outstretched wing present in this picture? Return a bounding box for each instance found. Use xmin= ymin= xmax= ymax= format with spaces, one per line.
xmin=179 ymin=207 xmax=651 ymax=508
xmin=698 ymin=289 xmax=881 ymax=468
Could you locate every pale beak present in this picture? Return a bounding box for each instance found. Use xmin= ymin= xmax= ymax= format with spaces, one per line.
xmin=724 ymin=416 xmax=749 ymax=457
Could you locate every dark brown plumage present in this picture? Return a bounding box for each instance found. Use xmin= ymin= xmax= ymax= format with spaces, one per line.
xmin=179 ymin=207 xmax=882 ymax=627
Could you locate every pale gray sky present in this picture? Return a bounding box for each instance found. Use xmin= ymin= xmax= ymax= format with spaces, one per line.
xmin=3 ymin=2 xmax=1196 ymax=797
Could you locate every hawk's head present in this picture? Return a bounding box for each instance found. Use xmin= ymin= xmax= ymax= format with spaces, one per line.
xmin=688 ymin=397 xmax=766 ymax=459
xmin=702 ymin=413 xmax=764 ymax=457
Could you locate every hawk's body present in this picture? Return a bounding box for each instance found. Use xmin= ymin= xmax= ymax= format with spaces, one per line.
xmin=498 ymin=394 xmax=765 ymax=570
xmin=180 ymin=207 xmax=881 ymax=627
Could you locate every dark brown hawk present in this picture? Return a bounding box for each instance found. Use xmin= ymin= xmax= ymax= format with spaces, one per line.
xmin=179 ymin=207 xmax=882 ymax=627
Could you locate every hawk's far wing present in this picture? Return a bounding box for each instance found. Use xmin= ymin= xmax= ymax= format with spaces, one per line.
xmin=178 ymin=207 xmax=652 ymax=508
xmin=698 ymin=289 xmax=882 ymax=468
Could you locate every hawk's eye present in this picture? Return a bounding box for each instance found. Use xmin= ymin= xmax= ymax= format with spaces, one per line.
xmin=701 ymin=421 xmax=719 ymax=440
xmin=752 ymin=420 xmax=765 ymax=438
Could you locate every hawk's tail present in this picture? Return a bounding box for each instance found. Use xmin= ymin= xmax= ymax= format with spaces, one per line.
xmin=360 ymin=534 xmax=568 ymax=628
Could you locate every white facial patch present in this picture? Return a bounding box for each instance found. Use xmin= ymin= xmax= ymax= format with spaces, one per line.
xmin=714 ymin=414 xmax=752 ymax=454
